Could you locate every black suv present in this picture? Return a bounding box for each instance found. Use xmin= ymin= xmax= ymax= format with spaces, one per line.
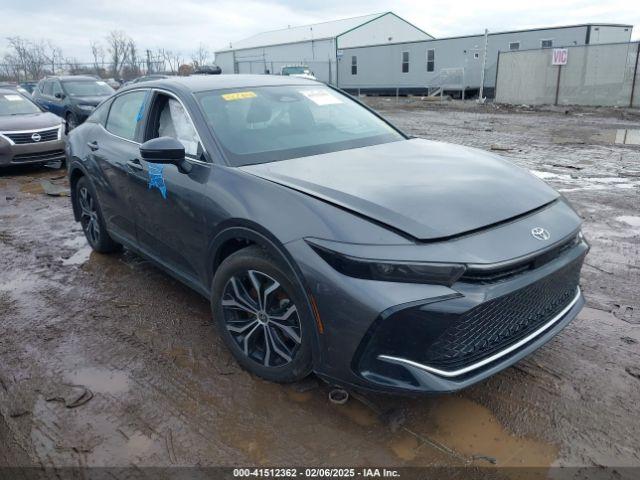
xmin=32 ymin=76 xmax=115 ymax=131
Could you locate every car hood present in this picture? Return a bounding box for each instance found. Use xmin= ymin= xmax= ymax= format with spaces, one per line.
xmin=71 ymin=95 xmax=109 ymax=106
xmin=0 ymin=111 xmax=62 ymax=131
xmin=240 ymin=138 xmax=560 ymax=241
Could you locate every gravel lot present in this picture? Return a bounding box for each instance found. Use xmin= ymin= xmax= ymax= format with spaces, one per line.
xmin=1 ymin=101 xmax=639 ymax=474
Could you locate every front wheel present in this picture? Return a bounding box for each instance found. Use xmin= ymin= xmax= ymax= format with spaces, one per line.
xmin=211 ymin=246 xmax=313 ymax=383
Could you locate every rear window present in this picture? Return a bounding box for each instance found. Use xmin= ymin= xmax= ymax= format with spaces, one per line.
xmin=196 ymin=85 xmax=403 ymax=166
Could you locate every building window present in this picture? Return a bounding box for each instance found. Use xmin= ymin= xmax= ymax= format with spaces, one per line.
xmin=351 ymin=56 xmax=357 ymax=75
xmin=509 ymin=42 xmax=520 ymax=51
xmin=402 ymin=51 xmax=409 ymax=73
xmin=426 ymin=49 xmax=434 ymax=72
xmin=541 ymin=39 xmax=553 ymax=48
xmin=474 ymin=52 xmax=480 ymax=59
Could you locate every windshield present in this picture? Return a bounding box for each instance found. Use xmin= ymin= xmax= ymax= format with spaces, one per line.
xmin=282 ymin=67 xmax=309 ymax=75
xmin=0 ymin=93 xmax=41 ymax=115
xmin=197 ymin=85 xmax=403 ymax=165
xmin=62 ymin=80 xmax=114 ymax=97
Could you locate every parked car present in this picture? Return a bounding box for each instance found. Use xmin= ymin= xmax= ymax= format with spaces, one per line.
xmin=32 ymin=75 xmax=115 ymax=132
xmin=66 ymin=75 xmax=587 ymax=394
xmin=0 ymin=82 xmax=32 ymax=97
xmin=0 ymin=87 xmax=65 ymax=168
xmin=127 ymin=74 xmax=171 ymax=85
xmin=19 ymin=82 xmax=38 ymax=95
xmin=104 ymin=78 xmax=123 ymax=90
xmin=192 ymin=65 xmax=222 ymax=75
xmin=280 ymin=65 xmax=316 ymax=80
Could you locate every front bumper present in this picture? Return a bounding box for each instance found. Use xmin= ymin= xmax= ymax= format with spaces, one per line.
xmin=286 ymin=230 xmax=587 ymax=395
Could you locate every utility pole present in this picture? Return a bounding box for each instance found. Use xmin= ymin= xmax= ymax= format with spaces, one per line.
xmin=478 ymin=29 xmax=489 ymax=103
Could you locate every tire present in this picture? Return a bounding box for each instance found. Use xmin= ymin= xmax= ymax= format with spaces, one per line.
xmin=65 ymin=112 xmax=79 ymax=133
xmin=211 ymin=245 xmax=313 ymax=383
xmin=75 ymin=176 xmax=121 ymax=253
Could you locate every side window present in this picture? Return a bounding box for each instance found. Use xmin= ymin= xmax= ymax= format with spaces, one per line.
xmin=509 ymin=42 xmax=520 ymax=51
xmin=541 ymin=39 xmax=553 ymax=49
xmin=427 ymin=49 xmax=435 ymax=72
xmin=86 ymin=98 xmax=112 ymax=125
xmin=105 ymin=91 xmax=147 ymax=141
xmin=351 ymin=56 xmax=357 ymax=75
xmin=52 ymin=81 xmax=63 ymax=97
xmin=43 ymin=81 xmax=53 ymax=96
xmin=401 ymin=51 xmax=409 ymax=73
xmin=152 ymin=96 xmax=201 ymax=157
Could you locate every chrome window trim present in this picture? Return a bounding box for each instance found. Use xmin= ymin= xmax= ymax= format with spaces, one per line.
xmin=378 ymin=287 xmax=581 ymax=378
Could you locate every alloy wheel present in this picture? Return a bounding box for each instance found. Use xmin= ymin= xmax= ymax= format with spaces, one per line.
xmin=78 ymin=186 xmax=100 ymax=246
xmin=221 ymin=270 xmax=302 ymax=367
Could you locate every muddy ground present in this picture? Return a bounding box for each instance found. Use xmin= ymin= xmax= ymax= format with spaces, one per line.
xmin=1 ymin=101 xmax=639 ymax=475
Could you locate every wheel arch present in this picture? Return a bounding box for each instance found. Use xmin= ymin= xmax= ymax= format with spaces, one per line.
xmin=208 ymin=220 xmax=324 ymax=366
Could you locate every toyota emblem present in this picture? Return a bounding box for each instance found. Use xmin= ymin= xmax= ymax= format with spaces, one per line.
xmin=531 ymin=227 xmax=550 ymax=241
xmin=31 ymin=132 xmax=41 ymax=142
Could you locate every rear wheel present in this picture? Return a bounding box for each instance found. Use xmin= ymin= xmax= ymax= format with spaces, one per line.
xmin=75 ymin=177 xmax=120 ymax=253
xmin=211 ymin=246 xmax=313 ymax=382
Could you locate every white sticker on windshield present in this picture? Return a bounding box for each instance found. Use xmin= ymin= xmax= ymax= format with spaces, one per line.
xmin=3 ymin=94 xmax=23 ymax=101
xmin=96 ymin=81 xmax=107 ymax=86
xmin=300 ymin=89 xmax=342 ymax=106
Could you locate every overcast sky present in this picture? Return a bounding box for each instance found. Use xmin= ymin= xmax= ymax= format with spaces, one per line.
xmin=1 ymin=0 xmax=638 ymax=62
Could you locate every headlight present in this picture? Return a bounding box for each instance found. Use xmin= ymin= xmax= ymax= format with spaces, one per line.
xmin=309 ymin=243 xmax=466 ymax=286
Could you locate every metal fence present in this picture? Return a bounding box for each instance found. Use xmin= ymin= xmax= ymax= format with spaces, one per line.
xmin=495 ymin=42 xmax=640 ymax=107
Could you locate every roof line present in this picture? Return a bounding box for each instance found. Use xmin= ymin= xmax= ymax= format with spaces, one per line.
xmin=236 ymin=11 xmax=386 ymax=41
xmin=336 ymin=22 xmax=633 ymax=50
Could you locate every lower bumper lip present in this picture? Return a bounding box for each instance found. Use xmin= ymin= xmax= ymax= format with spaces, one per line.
xmin=377 ymin=286 xmax=582 ymax=378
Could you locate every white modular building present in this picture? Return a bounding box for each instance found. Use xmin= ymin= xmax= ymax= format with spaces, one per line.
xmin=336 ymin=23 xmax=633 ymax=97
xmin=214 ymin=12 xmax=433 ymax=85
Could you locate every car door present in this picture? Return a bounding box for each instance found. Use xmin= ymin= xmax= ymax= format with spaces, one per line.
xmin=35 ymin=80 xmax=53 ymax=111
xmin=127 ymin=90 xmax=210 ymax=284
xmin=49 ymin=80 xmax=66 ymax=117
xmin=91 ymin=89 xmax=150 ymax=245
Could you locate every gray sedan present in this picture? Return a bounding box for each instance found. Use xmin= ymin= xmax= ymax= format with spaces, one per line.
xmin=66 ymin=75 xmax=588 ymax=394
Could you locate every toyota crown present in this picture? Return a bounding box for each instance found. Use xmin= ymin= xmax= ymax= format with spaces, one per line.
xmin=66 ymin=75 xmax=588 ymax=393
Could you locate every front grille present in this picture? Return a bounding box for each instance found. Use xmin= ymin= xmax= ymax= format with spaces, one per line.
xmin=3 ymin=128 xmax=59 ymax=144
xmin=12 ymin=149 xmax=65 ymax=163
xmin=421 ymin=257 xmax=582 ymax=371
xmin=460 ymin=233 xmax=579 ymax=284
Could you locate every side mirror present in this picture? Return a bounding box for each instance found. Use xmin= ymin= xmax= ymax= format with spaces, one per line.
xmin=139 ymin=137 xmax=191 ymax=173
xmin=54 ymin=92 xmax=65 ymax=99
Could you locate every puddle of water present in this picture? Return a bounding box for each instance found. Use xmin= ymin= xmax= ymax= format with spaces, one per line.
xmin=614 ymin=129 xmax=640 ymax=145
xmin=398 ymin=397 xmax=558 ymax=467
xmin=388 ymin=433 xmax=420 ymax=461
xmin=617 ymin=216 xmax=640 ymax=228
xmin=61 ymin=245 xmax=92 ymax=266
xmin=66 ymin=367 xmax=130 ymax=395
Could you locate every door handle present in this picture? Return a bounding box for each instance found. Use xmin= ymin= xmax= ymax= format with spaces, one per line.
xmin=87 ymin=141 xmax=99 ymax=151
xmin=126 ymin=158 xmax=144 ymax=171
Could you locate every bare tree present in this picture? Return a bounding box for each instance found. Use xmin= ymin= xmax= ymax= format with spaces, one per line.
xmin=106 ymin=30 xmax=130 ymax=77
xmin=191 ymin=42 xmax=209 ymax=69
xmin=126 ymin=38 xmax=140 ymax=76
xmin=46 ymin=41 xmax=64 ymax=75
xmin=4 ymin=36 xmax=53 ymax=80
xmin=90 ymin=41 xmax=105 ymax=75
xmin=160 ymin=49 xmax=183 ymax=75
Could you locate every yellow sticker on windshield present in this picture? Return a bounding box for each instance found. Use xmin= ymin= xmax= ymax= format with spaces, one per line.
xmin=222 ymin=91 xmax=257 ymax=101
